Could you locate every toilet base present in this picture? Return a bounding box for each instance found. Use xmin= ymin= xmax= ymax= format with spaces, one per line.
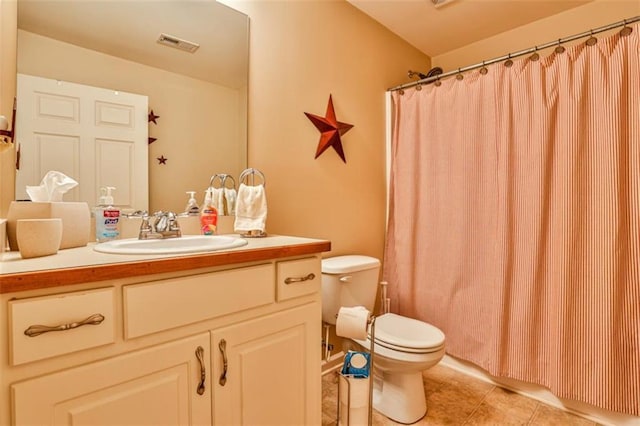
xmin=372 ymin=370 xmax=426 ymax=424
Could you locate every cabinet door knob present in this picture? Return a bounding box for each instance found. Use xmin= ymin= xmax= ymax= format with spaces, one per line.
xmin=195 ymin=346 xmax=206 ymax=395
xmin=284 ymin=273 xmax=315 ymax=285
xmin=24 ymin=313 xmax=105 ymax=337
xmin=219 ymin=339 xmax=228 ymax=386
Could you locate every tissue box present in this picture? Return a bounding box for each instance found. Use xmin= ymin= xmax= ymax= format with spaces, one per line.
xmin=7 ymin=201 xmax=90 ymax=251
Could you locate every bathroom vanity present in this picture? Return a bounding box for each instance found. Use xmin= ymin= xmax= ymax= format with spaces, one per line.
xmin=0 ymin=235 xmax=330 ymax=425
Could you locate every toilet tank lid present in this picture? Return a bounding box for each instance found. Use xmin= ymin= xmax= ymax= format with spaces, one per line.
xmin=322 ymin=255 xmax=381 ymax=274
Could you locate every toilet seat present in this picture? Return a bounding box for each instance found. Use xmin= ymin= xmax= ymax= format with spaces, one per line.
xmin=368 ymin=313 xmax=445 ymax=354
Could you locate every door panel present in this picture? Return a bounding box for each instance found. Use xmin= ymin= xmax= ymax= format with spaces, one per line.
xmin=96 ymin=138 xmax=135 ymax=207
xmin=16 ymin=74 xmax=148 ymax=211
xmin=211 ymin=303 xmax=321 ymax=426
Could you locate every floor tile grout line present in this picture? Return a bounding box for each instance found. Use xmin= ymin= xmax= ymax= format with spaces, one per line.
xmin=526 ymin=402 xmax=542 ymax=425
xmin=462 ymin=384 xmax=497 ymax=425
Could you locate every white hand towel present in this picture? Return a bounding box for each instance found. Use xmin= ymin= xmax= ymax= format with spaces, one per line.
xmin=211 ymin=188 xmax=225 ymax=215
xmin=224 ymin=188 xmax=237 ymax=216
xmin=234 ymin=183 xmax=267 ymax=232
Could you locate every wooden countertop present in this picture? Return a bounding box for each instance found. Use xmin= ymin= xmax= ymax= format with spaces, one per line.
xmin=0 ymin=235 xmax=331 ymax=294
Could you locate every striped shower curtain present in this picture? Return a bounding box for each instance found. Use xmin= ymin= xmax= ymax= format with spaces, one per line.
xmin=384 ymin=25 xmax=639 ymax=415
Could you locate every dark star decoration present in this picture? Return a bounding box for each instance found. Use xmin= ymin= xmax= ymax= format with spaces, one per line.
xmin=157 ymin=155 xmax=168 ymax=165
xmin=148 ymin=110 xmax=160 ymax=124
xmin=148 ymin=137 xmax=157 ymax=145
xmin=304 ymin=95 xmax=353 ymax=163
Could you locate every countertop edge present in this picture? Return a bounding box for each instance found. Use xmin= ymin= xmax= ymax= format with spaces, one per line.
xmin=0 ymin=240 xmax=331 ymax=294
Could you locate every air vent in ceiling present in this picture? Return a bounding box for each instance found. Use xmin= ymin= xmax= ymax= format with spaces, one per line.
xmin=157 ymin=33 xmax=200 ymax=53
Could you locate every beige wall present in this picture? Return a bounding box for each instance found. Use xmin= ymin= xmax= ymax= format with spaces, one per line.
xmin=16 ymin=30 xmax=247 ymax=214
xmin=0 ymin=0 xmax=17 ymax=218
xmin=222 ymin=0 xmax=429 ymax=259
xmin=433 ymin=0 xmax=640 ymax=71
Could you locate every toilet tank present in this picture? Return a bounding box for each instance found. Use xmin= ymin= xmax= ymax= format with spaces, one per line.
xmin=321 ymin=255 xmax=381 ymax=324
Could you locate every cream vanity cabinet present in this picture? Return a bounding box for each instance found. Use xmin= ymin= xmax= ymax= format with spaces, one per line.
xmin=12 ymin=333 xmax=212 ymax=425
xmin=1 ymin=242 xmax=327 ymax=426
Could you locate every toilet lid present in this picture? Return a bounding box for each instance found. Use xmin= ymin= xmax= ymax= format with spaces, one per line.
xmin=371 ymin=313 xmax=445 ymax=351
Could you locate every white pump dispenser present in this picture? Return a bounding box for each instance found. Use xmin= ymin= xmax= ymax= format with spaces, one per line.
xmin=185 ymin=191 xmax=200 ymax=215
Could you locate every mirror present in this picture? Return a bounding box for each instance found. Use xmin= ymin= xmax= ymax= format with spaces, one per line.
xmin=15 ymin=0 xmax=249 ymax=213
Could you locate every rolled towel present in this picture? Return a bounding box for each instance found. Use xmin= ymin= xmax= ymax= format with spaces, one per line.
xmin=234 ymin=183 xmax=267 ymax=233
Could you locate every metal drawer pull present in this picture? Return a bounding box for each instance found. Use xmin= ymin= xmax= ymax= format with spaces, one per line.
xmin=284 ymin=273 xmax=316 ymax=285
xmin=24 ymin=313 xmax=105 ymax=337
xmin=219 ymin=339 xmax=228 ymax=386
xmin=195 ymin=346 xmax=206 ymax=395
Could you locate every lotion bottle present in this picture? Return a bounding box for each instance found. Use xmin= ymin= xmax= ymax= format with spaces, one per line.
xmin=95 ymin=186 xmax=120 ymax=242
xmin=200 ymin=188 xmax=218 ymax=235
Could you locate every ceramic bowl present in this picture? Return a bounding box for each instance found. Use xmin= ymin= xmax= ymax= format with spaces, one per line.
xmin=16 ymin=218 xmax=62 ymax=259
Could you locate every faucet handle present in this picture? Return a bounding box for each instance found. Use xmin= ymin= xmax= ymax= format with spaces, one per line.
xmin=167 ymin=212 xmax=182 ymax=234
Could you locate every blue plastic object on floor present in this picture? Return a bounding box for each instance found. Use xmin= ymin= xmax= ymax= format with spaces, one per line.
xmin=341 ymin=351 xmax=371 ymax=378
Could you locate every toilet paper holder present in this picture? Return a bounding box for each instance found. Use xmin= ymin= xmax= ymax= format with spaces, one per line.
xmin=336 ymin=315 xmax=376 ymax=426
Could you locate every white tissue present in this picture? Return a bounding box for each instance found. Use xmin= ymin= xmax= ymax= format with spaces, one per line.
xmin=336 ymin=306 xmax=370 ymax=340
xmin=26 ymin=171 xmax=78 ymax=202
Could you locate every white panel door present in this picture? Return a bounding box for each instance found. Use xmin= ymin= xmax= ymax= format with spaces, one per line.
xmin=15 ymin=74 xmax=148 ymax=211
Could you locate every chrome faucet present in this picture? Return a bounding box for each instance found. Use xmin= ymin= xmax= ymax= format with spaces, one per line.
xmin=138 ymin=211 xmax=182 ymax=239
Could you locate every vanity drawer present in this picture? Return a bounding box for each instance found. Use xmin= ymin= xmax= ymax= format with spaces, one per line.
xmin=124 ymin=263 xmax=275 ymax=338
xmin=276 ymin=256 xmax=321 ymax=301
xmin=8 ymin=287 xmax=116 ymax=366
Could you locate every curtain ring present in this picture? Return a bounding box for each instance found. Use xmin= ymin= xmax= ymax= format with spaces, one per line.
xmin=479 ymin=61 xmax=488 ymax=75
xmin=455 ymin=68 xmax=464 ymax=80
xmin=504 ymin=53 xmax=513 ymax=68
xmin=398 ymin=88 xmax=405 ymax=95
xmin=620 ymin=19 xmax=633 ymax=36
xmin=529 ymin=46 xmax=540 ymax=62
xmin=434 ymin=76 xmax=442 ymax=87
xmin=586 ymin=29 xmax=597 ymax=46
xmin=554 ymin=39 xmax=566 ymax=54
xmin=415 ymin=83 xmax=422 ymax=91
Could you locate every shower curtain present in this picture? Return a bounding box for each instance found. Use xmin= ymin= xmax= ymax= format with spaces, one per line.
xmin=385 ymin=25 xmax=639 ymax=415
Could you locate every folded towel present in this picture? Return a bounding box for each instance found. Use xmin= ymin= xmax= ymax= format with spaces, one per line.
xmin=224 ymin=188 xmax=237 ymax=216
xmin=234 ymin=183 xmax=267 ymax=232
xmin=211 ymin=188 xmax=225 ymax=215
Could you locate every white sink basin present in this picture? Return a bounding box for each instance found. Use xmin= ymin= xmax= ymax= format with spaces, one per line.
xmin=94 ymin=235 xmax=248 ymax=255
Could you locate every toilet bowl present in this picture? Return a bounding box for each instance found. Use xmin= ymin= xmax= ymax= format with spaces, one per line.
xmin=354 ymin=313 xmax=445 ymax=424
xmin=321 ymin=256 xmax=446 ymax=424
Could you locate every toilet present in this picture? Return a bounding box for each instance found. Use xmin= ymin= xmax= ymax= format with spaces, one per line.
xmin=322 ymin=255 xmax=445 ymax=424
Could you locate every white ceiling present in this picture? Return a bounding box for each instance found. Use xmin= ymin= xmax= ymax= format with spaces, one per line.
xmin=17 ymin=0 xmax=609 ymax=86
xmin=346 ymin=0 xmax=594 ymax=58
xmin=17 ymin=0 xmax=249 ymax=89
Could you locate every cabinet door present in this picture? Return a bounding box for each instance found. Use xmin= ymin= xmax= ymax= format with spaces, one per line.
xmin=211 ymin=303 xmax=321 ymax=426
xmin=12 ymin=333 xmax=211 ymax=426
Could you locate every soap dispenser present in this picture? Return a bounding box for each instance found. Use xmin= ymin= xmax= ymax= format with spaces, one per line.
xmin=200 ymin=188 xmax=218 ymax=235
xmin=95 ymin=186 xmax=120 ymax=242
xmin=185 ymin=191 xmax=200 ymax=215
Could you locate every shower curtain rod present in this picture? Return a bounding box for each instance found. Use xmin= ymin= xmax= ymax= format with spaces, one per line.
xmin=388 ymin=15 xmax=640 ymax=92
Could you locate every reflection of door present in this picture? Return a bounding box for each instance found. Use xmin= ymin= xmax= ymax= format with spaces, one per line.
xmin=15 ymin=74 xmax=148 ymax=211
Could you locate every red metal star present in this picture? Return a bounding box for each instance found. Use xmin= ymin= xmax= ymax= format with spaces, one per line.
xmin=304 ymin=95 xmax=353 ymax=163
xmin=157 ymin=155 xmax=167 ymax=164
xmin=148 ymin=137 xmax=157 ymax=145
xmin=148 ymin=110 xmax=160 ymax=124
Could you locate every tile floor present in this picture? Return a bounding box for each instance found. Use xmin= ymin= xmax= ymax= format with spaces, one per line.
xmin=322 ymin=363 xmax=600 ymax=425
